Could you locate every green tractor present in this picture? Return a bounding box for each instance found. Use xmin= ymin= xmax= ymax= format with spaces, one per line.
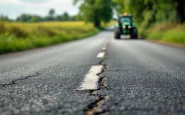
xmin=114 ymin=14 xmax=138 ymax=39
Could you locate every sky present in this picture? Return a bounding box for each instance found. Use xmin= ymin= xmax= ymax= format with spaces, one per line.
xmin=0 ymin=0 xmax=79 ymax=19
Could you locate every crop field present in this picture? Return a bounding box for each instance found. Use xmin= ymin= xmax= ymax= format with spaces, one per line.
xmin=0 ymin=21 xmax=112 ymax=54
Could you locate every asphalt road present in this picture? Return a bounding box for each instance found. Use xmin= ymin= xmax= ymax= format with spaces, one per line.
xmin=0 ymin=28 xmax=185 ymax=115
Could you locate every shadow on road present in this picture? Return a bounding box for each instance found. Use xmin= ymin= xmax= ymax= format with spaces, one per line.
xmin=115 ymin=36 xmax=145 ymax=41
xmin=103 ymin=28 xmax=145 ymax=40
xmin=117 ymin=38 xmax=145 ymax=41
xmin=103 ymin=28 xmax=114 ymax=32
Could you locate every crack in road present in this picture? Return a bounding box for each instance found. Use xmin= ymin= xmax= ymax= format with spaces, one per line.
xmin=84 ymin=58 xmax=109 ymax=115
xmin=0 ymin=72 xmax=40 ymax=87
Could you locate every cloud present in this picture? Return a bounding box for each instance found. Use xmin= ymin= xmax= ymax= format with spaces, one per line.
xmin=20 ymin=0 xmax=50 ymax=3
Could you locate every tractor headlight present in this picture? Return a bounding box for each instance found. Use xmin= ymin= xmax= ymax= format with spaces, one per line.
xmin=128 ymin=26 xmax=131 ymax=29
xmin=123 ymin=26 xmax=126 ymax=29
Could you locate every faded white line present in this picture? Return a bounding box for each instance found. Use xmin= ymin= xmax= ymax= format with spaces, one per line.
xmin=79 ymin=65 xmax=103 ymax=90
xmin=97 ymin=52 xmax=105 ymax=58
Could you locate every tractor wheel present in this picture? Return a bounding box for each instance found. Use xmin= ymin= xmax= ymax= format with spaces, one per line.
xmin=131 ymin=28 xmax=138 ymax=39
xmin=114 ymin=28 xmax=121 ymax=39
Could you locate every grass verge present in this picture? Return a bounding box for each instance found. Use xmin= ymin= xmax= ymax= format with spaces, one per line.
xmin=139 ymin=22 xmax=185 ymax=46
xmin=0 ymin=21 xmax=114 ymax=54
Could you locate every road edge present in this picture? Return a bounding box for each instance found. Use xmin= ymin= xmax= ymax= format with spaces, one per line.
xmin=147 ymin=40 xmax=185 ymax=49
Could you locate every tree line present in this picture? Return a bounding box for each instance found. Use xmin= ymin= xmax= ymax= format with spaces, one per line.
xmin=74 ymin=0 xmax=185 ymax=28
xmin=113 ymin=0 xmax=185 ymax=28
xmin=0 ymin=9 xmax=78 ymax=22
xmin=1 ymin=1 xmax=185 ymax=27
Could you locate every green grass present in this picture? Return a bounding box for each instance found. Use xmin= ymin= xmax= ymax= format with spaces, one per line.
xmin=140 ymin=22 xmax=185 ymax=46
xmin=0 ymin=21 xmax=114 ymax=54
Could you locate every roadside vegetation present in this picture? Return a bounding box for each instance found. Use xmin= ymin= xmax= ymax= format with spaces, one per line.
xmin=0 ymin=21 xmax=113 ymax=54
xmin=140 ymin=22 xmax=185 ymax=45
xmin=1 ymin=0 xmax=185 ymax=54
xmin=0 ymin=7 xmax=114 ymax=54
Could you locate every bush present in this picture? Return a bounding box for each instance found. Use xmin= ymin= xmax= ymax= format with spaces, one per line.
xmin=9 ymin=26 xmax=29 ymax=38
xmin=144 ymin=22 xmax=185 ymax=45
xmin=0 ymin=21 xmax=112 ymax=54
xmin=34 ymin=26 xmax=57 ymax=37
xmin=0 ymin=21 xmax=7 ymax=34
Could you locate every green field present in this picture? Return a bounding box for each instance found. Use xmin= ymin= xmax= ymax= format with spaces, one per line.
xmin=140 ymin=22 xmax=185 ymax=46
xmin=0 ymin=21 xmax=113 ymax=54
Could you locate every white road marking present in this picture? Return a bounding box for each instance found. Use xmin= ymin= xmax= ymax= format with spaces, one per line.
xmin=79 ymin=65 xmax=103 ymax=90
xmin=97 ymin=52 xmax=105 ymax=58
xmin=102 ymin=47 xmax=106 ymax=50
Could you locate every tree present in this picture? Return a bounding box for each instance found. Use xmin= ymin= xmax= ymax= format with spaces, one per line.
xmin=113 ymin=0 xmax=175 ymax=28
xmin=74 ymin=0 xmax=113 ymax=28
xmin=62 ymin=12 xmax=69 ymax=21
xmin=30 ymin=16 xmax=42 ymax=22
xmin=174 ymin=0 xmax=185 ymax=23
xmin=70 ymin=16 xmax=76 ymax=21
xmin=0 ymin=15 xmax=11 ymax=21
xmin=16 ymin=14 xmax=42 ymax=22
xmin=16 ymin=14 xmax=32 ymax=22
xmin=49 ymin=9 xmax=55 ymax=17
xmin=44 ymin=16 xmax=54 ymax=21
xmin=55 ymin=15 xmax=63 ymax=21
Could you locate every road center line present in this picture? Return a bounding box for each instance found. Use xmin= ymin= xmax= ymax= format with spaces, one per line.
xmin=97 ymin=52 xmax=105 ymax=58
xmin=79 ymin=65 xmax=103 ymax=90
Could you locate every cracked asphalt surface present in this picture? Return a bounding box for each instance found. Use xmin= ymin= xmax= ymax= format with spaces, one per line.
xmin=0 ymin=28 xmax=185 ymax=115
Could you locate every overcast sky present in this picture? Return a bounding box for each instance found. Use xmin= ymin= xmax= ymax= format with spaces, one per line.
xmin=0 ymin=0 xmax=79 ymax=19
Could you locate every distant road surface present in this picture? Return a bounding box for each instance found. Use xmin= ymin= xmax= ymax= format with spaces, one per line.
xmin=0 ymin=27 xmax=185 ymax=115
